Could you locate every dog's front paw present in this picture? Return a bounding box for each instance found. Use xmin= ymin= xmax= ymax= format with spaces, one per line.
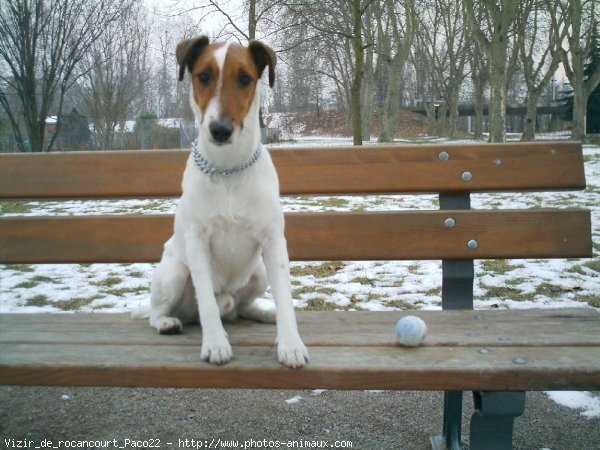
xmin=152 ymin=317 xmax=183 ymax=335
xmin=201 ymin=334 xmax=233 ymax=365
xmin=277 ymin=336 xmax=309 ymax=369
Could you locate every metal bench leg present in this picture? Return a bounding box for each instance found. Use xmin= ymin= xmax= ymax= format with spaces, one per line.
xmin=430 ymin=391 xmax=463 ymax=450
xmin=470 ymin=391 xmax=526 ymax=450
xmin=431 ymin=193 xmax=473 ymax=450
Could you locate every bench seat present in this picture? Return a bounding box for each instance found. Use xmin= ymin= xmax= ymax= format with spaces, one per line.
xmin=2 ymin=309 xmax=599 ymax=390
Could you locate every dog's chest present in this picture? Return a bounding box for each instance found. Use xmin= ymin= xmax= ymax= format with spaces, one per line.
xmin=201 ymin=197 xmax=274 ymax=290
xmin=177 ymin=166 xmax=282 ymax=288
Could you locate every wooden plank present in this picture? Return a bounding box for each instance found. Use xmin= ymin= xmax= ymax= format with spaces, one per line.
xmin=0 ymin=142 xmax=585 ymax=199
xmin=0 ymin=215 xmax=172 ymax=263
xmin=0 ymin=150 xmax=189 ymax=199
xmin=285 ymin=209 xmax=592 ymax=261
xmin=1 ymin=309 xmax=599 ymax=348
xmin=1 ymin=310 xmax=598 ymax=389
xmin=1 ymin=343 xmax=598 ymax=390
xmin=274 ymin=142 xmax=586 ymax=195
xmin=0 ymin=209 xmax=592 ymax=263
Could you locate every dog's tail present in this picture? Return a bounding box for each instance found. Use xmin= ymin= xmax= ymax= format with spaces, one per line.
xmin=130 ymin=304 xmax=151 ymax=319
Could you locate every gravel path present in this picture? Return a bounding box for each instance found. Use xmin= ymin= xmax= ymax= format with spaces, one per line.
xmin=1 ymin=386 xmax=598 ymax=449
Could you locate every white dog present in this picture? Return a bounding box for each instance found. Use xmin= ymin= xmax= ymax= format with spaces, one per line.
xmin=145 ymin=36 xmax=308 ymax=368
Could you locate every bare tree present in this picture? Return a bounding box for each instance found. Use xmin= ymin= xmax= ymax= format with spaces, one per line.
xmin=378 ymin=0 xmax=415 ymax=143
xmin=517 ymin=0 xmax=564 ymax=141
xmin=464 ymin=0 xmax=520 ymax=142
xmin=412 ymin=3 xmax=445 ymax=136
xmin=547 ymin=0 xmax=600 ymax=140
xmin=0 ymin=0 xmax=131 ymax=152
xmin=416 ymin=0 xmax=468 ymax=139
xmin=79 ymin=0 xmax=148 ymax=150
xmin=438 ymin=0 xmax=468 ymax=139
xmin=282 ymin=0 xmax=377 ymax=145
xmin=181 ymin=0 xmax=287 ymax=43
xmin=465 ymin=43 xmax=488 ymax=139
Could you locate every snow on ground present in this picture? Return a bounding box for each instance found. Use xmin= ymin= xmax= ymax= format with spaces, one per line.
xmin=545 ymin=391 xmax=600 ymax=418
xmin=1 ymin=137 xmax=599 ymax=416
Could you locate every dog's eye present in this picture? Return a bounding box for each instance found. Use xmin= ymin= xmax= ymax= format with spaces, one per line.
xmin=239 ymin=74 xmax=252 ymax=87
xmin=198 ymin=72 xmax=211 ymax=85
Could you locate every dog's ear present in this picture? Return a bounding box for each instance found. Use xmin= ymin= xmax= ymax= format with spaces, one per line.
xmin=176 ymin=35 xmax=210 ymax=82
xmin=248 ymin=40 xmax=277 ymax=88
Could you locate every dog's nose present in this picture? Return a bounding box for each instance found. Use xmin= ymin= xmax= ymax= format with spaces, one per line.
xmin=209 ymin=120 xmax=233 ymax=143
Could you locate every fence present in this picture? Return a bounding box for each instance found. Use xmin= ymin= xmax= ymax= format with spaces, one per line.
xmin=0 ymin=118 xmax=198 ymax=153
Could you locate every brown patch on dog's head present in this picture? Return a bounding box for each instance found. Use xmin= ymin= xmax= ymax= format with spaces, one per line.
xmin=177 ymin=36 xmax=277 ymax=143
xmin=176 ymin=36 xmax=210 ymax=82
xmin=217 ymin=43 xmax=266 ymax=129
xmin=248 ymin=40 xmax=277 ymax=87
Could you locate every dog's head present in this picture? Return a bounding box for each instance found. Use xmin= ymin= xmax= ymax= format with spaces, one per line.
xmin=177 ymin=36 xmax=276 ymax=146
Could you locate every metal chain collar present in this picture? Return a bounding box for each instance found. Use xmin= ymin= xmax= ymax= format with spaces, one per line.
xmin=191 ymin=140 xmax=263 ymax=177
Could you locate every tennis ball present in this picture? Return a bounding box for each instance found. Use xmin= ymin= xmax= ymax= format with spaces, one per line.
xmin=395 ymin=315 xmax=427 ymax=347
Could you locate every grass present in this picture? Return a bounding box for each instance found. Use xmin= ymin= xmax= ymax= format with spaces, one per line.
xmin=478 ymin=284 xmax=531 ymax=302
xmin=478 ymin=282 xmax=586 ymax=303
xmin=0 ymin=201 xmax=34 ymax=215
xmin=480 ymin=260 xmax=525 ymax=275
xmin=568 ymin=259 xmax=600 ymax=275
xmin=504 ymin=277 xmax=529 ymax=286
xmin=91 ymin=276 xmax=123 ymax=288
xmin=292 ymin=285 xmax=338 ymax=297
xmin=5 ymin=264 xmax=35 ymax=273
xmin=424 ymin=287 xmax=442 ymax=297
xmin=92 ymin=303 xmax=117 ymax=310
xmin=127 ymin=269 xmax=147 ymax=278
xmin=103 ymin=285 xmax=147 ymax=297
xmin=576 ymin=295 xmax=600 ymax=308
xmin=406 ymin=262 xmax=421 ymax=274
xmin=24 ymin=295 xmax=51 ymax=307
xmin=384 ymin=299 xmax=417 ymax=309
xmin=535 ymin=283 xmax=566 ymax=298
xmin=319 ymin=198 xmax=349 ymax=209
xmin=351 ymin=276 xmax=377 ymax=286
xmin=24 ymin=294 xmax=104 ymax=311
xmin=14 ymin=276 xmax=61 ymax=289
xmin=291 ymin=261 xmax=345 ymax=278
xmin=299 ymin=298 xmax=341 ymax=311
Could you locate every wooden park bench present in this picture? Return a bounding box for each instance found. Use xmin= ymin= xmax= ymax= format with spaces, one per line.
xmin=0 ymin=141 xmax=597 ymax=449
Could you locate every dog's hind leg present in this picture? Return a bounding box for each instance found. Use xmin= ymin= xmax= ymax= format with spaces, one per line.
xmin=149 ymin=239 xmax=190 ymax=335
xmin=236 ymin=259 xmax=276 ymax=324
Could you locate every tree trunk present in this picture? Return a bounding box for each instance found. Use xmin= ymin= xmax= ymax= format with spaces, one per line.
xmin=447 ymin=92 xmax=460 ymax=139
xmin=361 ymin=49 xmax=375 ymax=141
xmin=488 ymin=42 xmax=508 ymax=143
xmin=350 ymin=0 xmax=363 ymax=145
xmin=30 ymin=118 xmax=46 ymax=153
xmin=472 ymin=75 xmax=485 ymax=140
xmin=379 ymin=55 xmax=403 ymax=142
xmin=248 ymin=0 xmax=256 ymax=41
xmin=571 ymin=84 xmax=588 ymax=141
xmin=521 ymin=91 xmax=539 ymax=141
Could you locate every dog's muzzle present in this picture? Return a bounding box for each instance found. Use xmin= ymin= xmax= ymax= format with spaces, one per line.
xmin=209 ymin=119 xmax=233 ymax=144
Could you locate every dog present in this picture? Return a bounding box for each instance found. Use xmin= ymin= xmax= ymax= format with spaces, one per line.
xmin=143 ymin=36 xmax=308 ymax=368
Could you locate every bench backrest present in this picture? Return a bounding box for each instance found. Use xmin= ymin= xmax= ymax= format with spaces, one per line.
xmin=0 ymin=142 xmax=591 ymax=266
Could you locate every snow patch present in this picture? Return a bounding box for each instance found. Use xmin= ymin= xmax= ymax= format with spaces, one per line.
xmin=285 ymin=395 xmax=302 ymax=404
xmin=545 ymin=391 xmax=600 ymax=418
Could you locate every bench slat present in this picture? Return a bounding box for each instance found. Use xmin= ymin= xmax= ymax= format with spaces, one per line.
xmin=0 ymin=142 xmax=585 ymax=199
xmin=0 ymin=209 xmax=591 ymax=263
xmin=1 ymin=310 xmax=598 ymax=390
xmin=2 ymin=310 xmax=599 ymax=348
